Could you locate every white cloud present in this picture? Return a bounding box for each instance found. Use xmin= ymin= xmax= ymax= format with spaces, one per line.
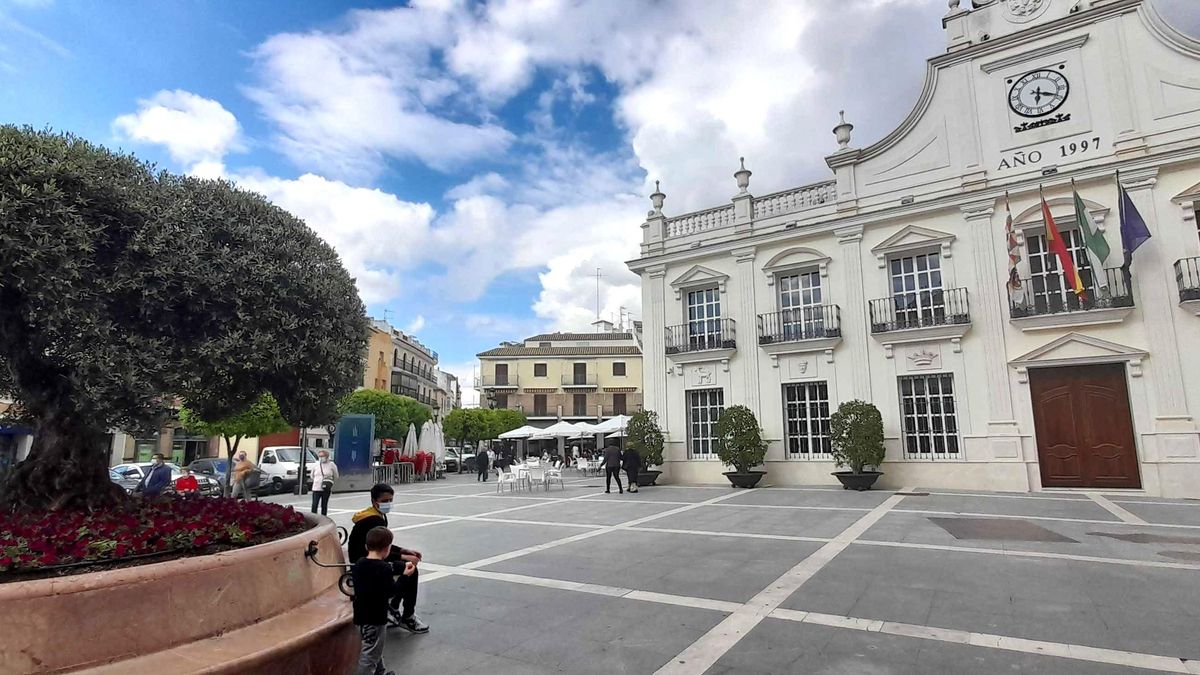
xmin=405 ymin=315 xmax=426 ymax=334
xmin=113 ymin=90 xmax=242 ymax=173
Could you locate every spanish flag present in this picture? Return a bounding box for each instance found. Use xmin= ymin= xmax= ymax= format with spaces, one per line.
xmin=1041 ymin=189 xmax=1086 ymax=300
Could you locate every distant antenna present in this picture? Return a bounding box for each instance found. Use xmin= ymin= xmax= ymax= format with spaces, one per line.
xmin=594 ymin=267 xmax=605 ymax=322
xmin=381 ymin=309 xmax=392 ymax=324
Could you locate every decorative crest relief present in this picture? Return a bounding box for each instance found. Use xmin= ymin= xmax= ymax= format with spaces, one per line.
xmin=907 ymin=348 xmax=939 ymax=369
xmin=1002 ymin=0 xmax=1049 ymax=23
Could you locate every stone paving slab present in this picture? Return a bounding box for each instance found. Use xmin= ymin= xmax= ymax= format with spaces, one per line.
xmin=702 ymin=618 xmax=1163 ymax=675
xmin=636 ymin=504 xmax=864 ymax=539
xmin=500 ymin=498 xmax=686 ymax=526
xmin=724 ymin=487 xmax=894 ymax=509
xmin=483 ymin=529 xmax=823 ymax=603
xmin=895 ymin=492 xmax=1121 ymax=521
xmin=384 ymin=519 xmax=595 ymax=566
xmin=859 ymin=510 xmax=1200 ymax=564
xmin=393 ymin=495 xmax=559 ymax=517
xmin=1115 ymin=501 xmax=1200 ymax=526
xmin=922 ymin=487 xmax=1093 ymax=500
xmin=589 ymin=486 xmax=730 ymax=503
xmin=780 ymin=544 xmax=1200 ymax=660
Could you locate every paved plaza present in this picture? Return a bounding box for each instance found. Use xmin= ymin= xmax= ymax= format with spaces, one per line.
xmin=271 ymin=475 xmax=1200 ymax=674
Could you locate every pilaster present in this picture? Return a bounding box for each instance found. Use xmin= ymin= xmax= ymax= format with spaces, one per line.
xmin=1120 ymin=170 xmax=1194 ymax=430
xmin=732 ymin=246 xmax=760 ymax=412
xmin=835 ymin=225 xmax=871 ymax=400
xmin=962 ymin=199 xmax=1023 ymax=458
xmin=646 ymin=265 xmax=669 ymax=436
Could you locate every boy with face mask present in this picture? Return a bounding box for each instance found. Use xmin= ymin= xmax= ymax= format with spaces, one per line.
xmin=347 ymin=484 xmax=430 ymax=634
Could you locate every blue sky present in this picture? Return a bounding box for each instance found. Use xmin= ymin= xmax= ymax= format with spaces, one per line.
xmin=2 ymin=0 xmax=1196 ymax=402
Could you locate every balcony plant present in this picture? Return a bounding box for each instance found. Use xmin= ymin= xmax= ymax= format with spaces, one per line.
xmin=829 ymin=399 xmax=886 ymax=490
xmin=714 ymin=405 xmax=767 ymax=488
xmin=626 ymin=410 xmax=664 ymax=486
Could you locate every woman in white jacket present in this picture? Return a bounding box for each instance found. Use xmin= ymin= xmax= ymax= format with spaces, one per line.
xmin=310 ymin=450 xmax=339 ymax=516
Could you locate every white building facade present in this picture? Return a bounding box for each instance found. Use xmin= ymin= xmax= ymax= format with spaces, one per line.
xmin=629 ymin=0 xmax=1200 ymax=498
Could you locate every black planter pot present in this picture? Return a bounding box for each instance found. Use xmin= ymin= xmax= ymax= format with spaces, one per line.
xmin=832 ymin=471 xmax=883 ymax=491
xmin=636 ymin=470 xmax=662 ymax=487
xmin=723 ymin=471 xmax=766 ymax=488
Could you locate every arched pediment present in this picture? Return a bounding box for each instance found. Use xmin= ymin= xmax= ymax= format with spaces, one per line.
xmin=761 ymin=247 xmax=831 ymax=285
xmin=1012 ymin=196 xmax=1110 ymax=227
xmin=669 ymin=264 xmax=729 ymax=300
xmin=1009 ymin=332 xmax=1146 ymax=382
xmin=870 ymin=225 xmax=956 ymax=268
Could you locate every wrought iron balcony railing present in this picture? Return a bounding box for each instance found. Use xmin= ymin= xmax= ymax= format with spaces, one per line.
xmin=1176 ymin=257 xmax=1200 ymax=302
xmin=758 ymin=305 xmax=842 ymax=345
xmin=869 ymin=288 xmax=970 ymax=333
xmin=1009 ymin=268 xmax=1133 ymax=318
xmin=561 ymin=374 xmax=598 ymax=387
xmin=665 ymin=318 xmax=737 ymax=354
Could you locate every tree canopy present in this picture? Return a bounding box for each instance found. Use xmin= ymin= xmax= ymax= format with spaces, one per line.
xmin=0 ymin=127 xmax=368 ymax=510
xmin=338 ymin=389 xmax=431 ymax=442
xmin=443 ymin=408 xmax=525 ymax=446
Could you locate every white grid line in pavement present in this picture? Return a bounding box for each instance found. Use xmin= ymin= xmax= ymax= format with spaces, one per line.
xmin=894 ymin=507 xmax=1200 ymax=530
xmin=459 ymin=489 xmax=748 ymax=570
xmin=770 ymin=608 xmax=1200 ymax=674
xmin=653 ymin=491 xmax=911 ymax=675
xmin=1087 ymin=492 xmax=1150 ymax=525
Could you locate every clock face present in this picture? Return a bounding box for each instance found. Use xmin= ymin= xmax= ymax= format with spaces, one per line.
xmin=1008 ymin=69 xmax=1069 ymax=118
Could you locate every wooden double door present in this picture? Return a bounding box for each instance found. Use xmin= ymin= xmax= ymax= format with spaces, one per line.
xmin=1029 ymin=363 xmax=1141 ymax=489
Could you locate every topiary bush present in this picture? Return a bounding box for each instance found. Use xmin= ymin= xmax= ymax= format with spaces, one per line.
xmin=626 ymin=410 xmax=664 ymax=468
xmin=714 ymin=405 xmax=766 ymax=473
xmin=829 ymin=399 xmax=885 ymax=474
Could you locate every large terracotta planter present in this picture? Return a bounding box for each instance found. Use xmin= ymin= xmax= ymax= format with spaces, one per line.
xmin=0 ymin=512 xmax=357 ymax=674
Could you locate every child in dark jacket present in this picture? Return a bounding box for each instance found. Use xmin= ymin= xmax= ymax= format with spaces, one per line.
xmin=352 ymin=527 xmax=415 ymax=675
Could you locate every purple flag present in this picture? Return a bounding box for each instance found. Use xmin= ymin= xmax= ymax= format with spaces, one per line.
xmin=1118 ymin=180 xmax=1151 ymax=267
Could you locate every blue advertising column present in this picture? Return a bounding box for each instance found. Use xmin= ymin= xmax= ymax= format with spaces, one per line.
xmin=333 ymin=414 xmax=375 ymax=493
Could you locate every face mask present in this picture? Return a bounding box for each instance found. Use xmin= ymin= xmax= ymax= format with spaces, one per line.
xmin=320 ymin=457 xmax=330 ymax=463
xmin=377 ymin=502 xmax=392 ymax=514
xmin=152 ymin=460 xmax=161 ymax=466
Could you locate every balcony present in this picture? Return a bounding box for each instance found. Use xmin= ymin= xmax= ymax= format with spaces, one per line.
xmin=665 ymin=318 xmax=736 ymax=358
xmin=1176 ymin=257 xmax=1200 ymax=315
xmin=602 ymin=404 xmax=642 ymax=417
xmin=561 ymin=374 xmax=598 ymax=389
xmin=392 ymin=356 xmax=437 ymax=383
xmin=476 ymin=374 xmax=520 ymax=389
xmin=1009 ymin=268 xmax=1134 ymax=330
xmin=758 ymin=306 xmax=842 ymax=356
xmin=869 ymin=288 xmax=971 ymax=351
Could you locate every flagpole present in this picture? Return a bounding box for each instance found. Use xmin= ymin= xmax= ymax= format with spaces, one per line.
xmin=1116 ymin=169 xmax=1133 ymax=293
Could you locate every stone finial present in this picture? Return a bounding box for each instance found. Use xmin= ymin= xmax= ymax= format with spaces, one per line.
xmin=649 ymin=180 xmax=666 ymax=215
xmin=734 ymin=157 xmax=752 ymax=195
xmin=948 ymin=0 xmax=960 ymax=11
xmin=833 ymin=110 xmax=854 ymax=150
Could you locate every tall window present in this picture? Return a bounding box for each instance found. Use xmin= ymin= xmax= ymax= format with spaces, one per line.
xmin=899 ymin=374 xmax=959 ymax=459
xmin=778 ymin=271 xmax=823 ymax=340
xmin=572 ymin=363 xmax=588 ymax=385
xmin=533 ymin=394 xmax=547 ymax=416
xmin=687 ymin=389 xmax=724 ymax=458
xmin=686 ymin=287 xmax=721 ymax=350
xmin=783 ymin=382 xmax=831 ymax=458
xmin=612 ymin=393 xmax=627 ymax=415
xmin=889 ymin=252 xmax=944 ymax=328
xmin=494 ymin=393 xmax=508 ymax=410
xmin=495 ymin=364 xmax=509 ymax=385
xmin=1026 ymin=229 xmax=1097 ymax=312
xmin=612 ymin=362 xmax=626 ymax=377
xmin=573 ymin=393 xmax=588 ymax=416
xmin=534 ymin=363 xmax=547 ymax=377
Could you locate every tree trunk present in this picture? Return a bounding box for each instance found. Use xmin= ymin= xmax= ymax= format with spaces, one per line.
xmin=0 ymin=410 xmax=123 ymax=512
xmin=222 ymin=435 xmax=242 ymax=497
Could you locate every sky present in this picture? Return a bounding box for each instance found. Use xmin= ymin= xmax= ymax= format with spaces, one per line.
xmin=1 ymin=0 xmax=1196 ymax=405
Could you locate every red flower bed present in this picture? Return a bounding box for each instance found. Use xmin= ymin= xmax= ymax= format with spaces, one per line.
xmin=0 ymin=498 xmax=309 ymax=575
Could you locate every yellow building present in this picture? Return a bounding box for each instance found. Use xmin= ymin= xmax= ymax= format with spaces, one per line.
xmin=477 ymin=324 xmax=644 ymax=427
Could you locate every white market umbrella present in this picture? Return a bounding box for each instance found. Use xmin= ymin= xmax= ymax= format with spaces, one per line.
xmin=433 ymin=423 xmax=447 ymax=461
xmin=403 ymin=423 xmax=419 ymax=457
xmin=530 ymin=421 xmax=589 ymax=440
xmin=606 ymin=431 xmax=626 ymax=439
xmin=499 ymin=425 xmax=540 ymax=439
xmin=418 ymin=421 xmax=433 ymax=454
xmin=593 ymin=415 xmax=631 ymax=434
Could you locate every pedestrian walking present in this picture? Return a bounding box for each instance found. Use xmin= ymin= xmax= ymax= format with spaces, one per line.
xmin=476 ymin=446 xmax=489 ymax=482
xmin=230 ymin=451 xmax=256 ymax=500
xmin=310 ymin=450 xmax=339 ymax=515
xmin=600 ymin=443 xmax=623 ymax=494
xmin=623 ymin=445 xmax=641 ymax=494
xmin=137 ymin=453 xmax=172 ymax=498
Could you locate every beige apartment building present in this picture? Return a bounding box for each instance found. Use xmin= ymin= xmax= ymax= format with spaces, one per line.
xmin=477 ymin=325 xmax=644 ymax=427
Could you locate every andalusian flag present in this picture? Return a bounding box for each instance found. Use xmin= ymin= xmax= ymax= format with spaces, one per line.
xmin=1072 ymin=180 xmax=1110 ymax=292
xmin=1004 ymin=193 xmax=1024 ymax=302
xmin=1041 ymin=189 xmax=1086 ymax=300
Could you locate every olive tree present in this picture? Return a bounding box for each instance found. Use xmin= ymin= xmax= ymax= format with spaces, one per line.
xmin=0 ymin=127 xmax=368 ymax=511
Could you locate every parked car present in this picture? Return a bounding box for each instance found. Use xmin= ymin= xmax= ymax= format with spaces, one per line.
xmin=187 ymin=457 xmax=229 ymax=493
xmin=257 ymin=446 xmax=317 ymax=494
xmin=444 ymin=448 xmax=463 ymax=472
xmin=111 ymin=462 xmax=222 ymax=497
xmin=108 ymin=468 xmax=141 ymax=495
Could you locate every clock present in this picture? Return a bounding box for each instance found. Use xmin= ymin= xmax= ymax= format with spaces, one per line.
xmin=1007 ymin=69 xmax=1069 ymax=118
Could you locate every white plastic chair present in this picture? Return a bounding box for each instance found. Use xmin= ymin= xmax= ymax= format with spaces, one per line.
xmin=544 ymin=462 xmax=565 ymax=491
xmin=527 ymin=466 xmax=547 ymax=491
xmin=496 ymin=469 xmax=519 ymax=493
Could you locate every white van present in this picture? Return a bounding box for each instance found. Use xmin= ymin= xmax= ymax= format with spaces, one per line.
xmin=258 ymin=446 xmax=318 ymax=493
